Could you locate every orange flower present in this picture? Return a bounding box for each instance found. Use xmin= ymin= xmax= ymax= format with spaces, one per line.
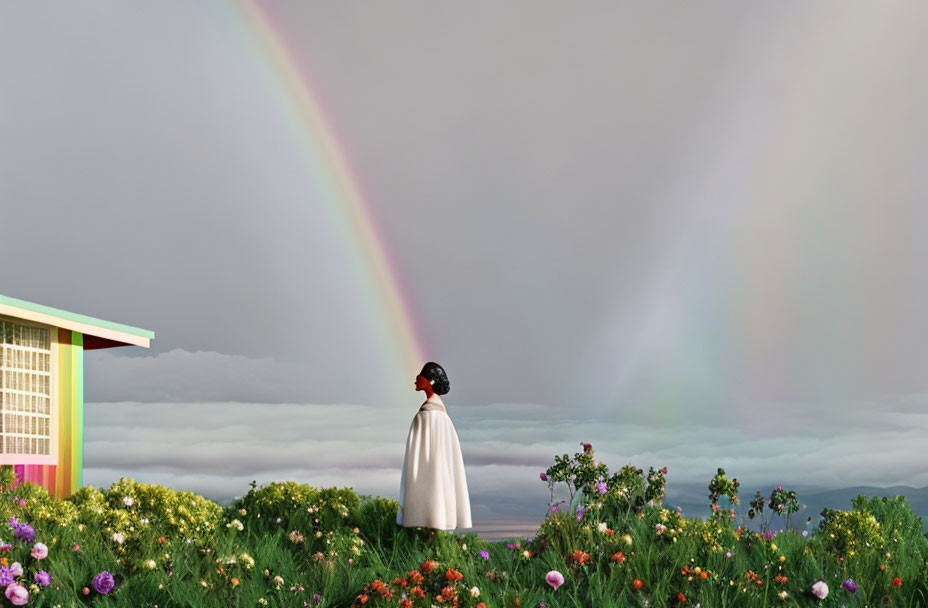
xmin=880 ymin=564 xmax=886 ymax=572
xmin=394 ymin=577 xmax=408 ymax=588
xmin=441 ymin=586 xmax=457 ymax=599
xmin=514 ymin=599 xmax=520 ymax=607
xmin=612 ymin=551 xmax=626 ymax=563
xmin=411 ymin=586 xmax=425 ymax=598
xmin=605 ymin=528 xmax=615 ymax=537
xmin=477 ymin=604 xmax=486 ymax=608
xmin=632 ymin=579 xmax=643 ymax=590
xmin=358 ymin=594 xmax=368 ymax=604
xmin=700 ymin=571 xmax=708 ymax=580
xmin=421 ymin=560 xmax=439 ymax=574
xmin=230 ymin=577 xmax=240 ymax=587
xmin=677 ymin=592 xmax=686 ymax=603
xmin=568 ymin=550 xmax=590 ymax=565
xmin=0 ymin=558 xmax=8 ymax=567
xmin=408 ymin=570 xmax=425 ymax=586
xmin=158 ymin=536 xmax=166 ymax=544
xmin=445 ymin=568 xmax=463 ymax=582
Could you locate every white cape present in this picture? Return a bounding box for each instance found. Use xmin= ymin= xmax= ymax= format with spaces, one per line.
xmin=396 ymin=398 xmax=472 ymax=530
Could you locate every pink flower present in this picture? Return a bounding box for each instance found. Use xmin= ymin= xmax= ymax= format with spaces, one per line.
xmin=4 ymin=583 xmax=28 ymax=606
xmin=811 ymin=580 xmax=829 ymax=599
xmin=540 ymin=472 xmax=547 ymax=482
xmin=31 ymin=542 xmax=48 ymax=560
xmin=72 ymin=544 xmax=80 ymax=551
xmin=725 ymin=552 xmax=732 ymax=558
xmin=545 ymin=570 xmax=565 ymax=590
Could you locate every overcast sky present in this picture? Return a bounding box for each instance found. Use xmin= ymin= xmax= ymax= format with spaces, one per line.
xmin=2 ymin=2 xmax=928 ymax=523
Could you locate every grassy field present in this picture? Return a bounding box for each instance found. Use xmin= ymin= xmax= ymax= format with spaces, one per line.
xmin=0 ymin=446 xmax=926 ymax=608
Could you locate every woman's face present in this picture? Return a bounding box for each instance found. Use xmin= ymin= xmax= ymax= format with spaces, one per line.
xmin=414 ymin=374 xmax=431 ymax=392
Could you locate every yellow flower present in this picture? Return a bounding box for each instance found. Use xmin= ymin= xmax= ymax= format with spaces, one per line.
xmin=623 ymin=534 xmax=633 ymax=546
xmin=779 ymin=555 xmax=785 ymax=563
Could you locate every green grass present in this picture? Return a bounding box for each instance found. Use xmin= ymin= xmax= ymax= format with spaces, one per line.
xmin=1 ymin=471 xmax=927 ymax=608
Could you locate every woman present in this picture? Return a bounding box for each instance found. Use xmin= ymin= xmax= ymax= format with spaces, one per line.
xmin=397 ymin=362 xmax=472 ymax=531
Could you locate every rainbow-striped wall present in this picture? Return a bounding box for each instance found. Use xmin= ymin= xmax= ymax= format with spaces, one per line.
xmin=13 ymin=330 xmax=83 ymax=499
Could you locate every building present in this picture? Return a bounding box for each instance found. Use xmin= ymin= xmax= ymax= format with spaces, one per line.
xmin=0 ymin=294 xmax=153 ymax=498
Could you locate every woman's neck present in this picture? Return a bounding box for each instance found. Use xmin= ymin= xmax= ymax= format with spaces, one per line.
xmin=425 ymin=392 xmax=444 ymax=405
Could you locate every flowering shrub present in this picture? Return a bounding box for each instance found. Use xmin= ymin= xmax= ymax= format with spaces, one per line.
xmin=817 ymin=507 xmax=883 ymax=559
xmin=350 ymin=560 xmax=485 ymax=608
xmin=767 ymin=486 xmax=800 ymax=528
xmin=707 ymin=468 xmax=739 ymax=525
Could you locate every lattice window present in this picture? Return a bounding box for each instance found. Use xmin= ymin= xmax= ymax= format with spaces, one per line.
xmin=0 ymin=320 xmax=53 ymax=456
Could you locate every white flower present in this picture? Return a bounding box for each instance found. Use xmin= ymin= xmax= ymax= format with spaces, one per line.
xmin=811 ymin=580 xmax=829 ymax=599
xmin=10 ymin=562 xmax=23 ymax=577
xmin=656 ymin=523 xmax=666 ymax=535
xmin=145 ymin=560 xmax=157 ymax=570
xmin=123 ymin=496 xmax=134 ymax=507
xmin=227 ymin=519 xmax=244 ymax=531
xmin=470 ymin=586 xmax=480 ymax=598
xmin=598 ymin=522 xmax=608 ymax=533
xmin=113 ymin=532 xmax=126 ymax=544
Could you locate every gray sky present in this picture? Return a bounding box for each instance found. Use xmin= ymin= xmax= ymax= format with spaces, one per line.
xmin=2 ymin=2 xmax=928 ymax=521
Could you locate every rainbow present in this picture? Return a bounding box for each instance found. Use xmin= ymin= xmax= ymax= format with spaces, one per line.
xmin=230 ymin=1 xmax=429 ymax=399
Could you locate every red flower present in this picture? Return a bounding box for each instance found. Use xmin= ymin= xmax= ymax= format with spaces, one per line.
xmin=612 ymin=551 xmax=626 ymax=563
xmin=893 ymin=577 xmax=902 ymax=588
xmin=632 ymin=579 xmax=643 ymax=590
xmin=445 ymin=568 xmax=463 ymax=582
xmin=357 ymin=594 xmax=368 ymax=605
xmin=583 ymin=443 xmax=592 ymax=453
xmin=394 ymin=577 xmax=407 ymax=588
xmin=677 ymin=592 xmax=686 ymax=603
xmin=411 ymin=586 xmax=425 ymax=598
xmin=441 ymin=586 xmax=457 ymax=600
xmin=400 ymin=601 xmax=413 ymax=608
xmin=408 ymin=570 xmax=424 ymax=586
xmin=421 ymin=560 xmax=439 ymax=574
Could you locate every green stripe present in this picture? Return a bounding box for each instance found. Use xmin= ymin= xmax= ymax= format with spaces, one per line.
xmin=71 ymin=332 xmax=84 ymax=491
xmin=0 ymin=294 xmax=154 ymax=339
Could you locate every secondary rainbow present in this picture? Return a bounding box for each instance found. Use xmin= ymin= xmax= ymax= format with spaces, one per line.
xmin=232 ymin=1 xmax=429 ymax=390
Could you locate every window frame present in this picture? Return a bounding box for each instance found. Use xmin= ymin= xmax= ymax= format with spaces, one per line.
xmin=0 ymin=315 xmax=59 ymax=465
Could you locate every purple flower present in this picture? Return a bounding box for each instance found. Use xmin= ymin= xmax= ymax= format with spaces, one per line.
xmin=675 ymin=505 xmax=683 ymax=516
xmin=540 ymin=472 xmax=547 ymax=482
xmin=776 ymin=485 xmax=782 ymax=491
xmin=576 ymin=504 xmax=585 ymax=521
xmin=802 ymin=530 xmax=809 ymax=537
xmin=842 ymin=579 xmax=857 ymax=593
xmin=596 ymin=478 xmax=607 ymax=495
xmin=312 ymin=594 xmax=322 ymax=606
xmin=13 ymin=525 xmax=33 ymax=542
xmin=478 ymin=550 xmax=490 ymax=561
xmin=92 ymin=571 xmax=115 ymax=595
xmin=763 ymin=530 xmax=774 ymax=541
xmin=16 ymin=499 xmax=25 ymax=508
xmin=7 ymin=518 xmax=18 ymax=529
xmin=0 ymin=566 xmax=13 ymax=586
xmin=34 ymin=571 xmax=51 ymax=587
xmin=550 ymin=500 xmax=565 ymax=513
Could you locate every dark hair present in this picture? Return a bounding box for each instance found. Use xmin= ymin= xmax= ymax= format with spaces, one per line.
xmin=420 ymin=361 xmax=450 ymax=395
